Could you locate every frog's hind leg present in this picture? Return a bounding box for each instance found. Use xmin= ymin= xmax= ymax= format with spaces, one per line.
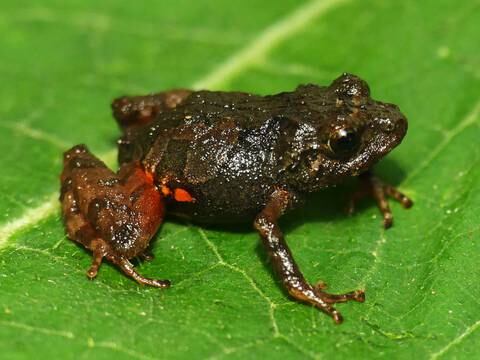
xmin=60 ymin=144 xmax=170 ymax=288
xmin=112 ymin=89 xmax=192 ymax=130
xmin=254 ymin=189 xmax=365 ymax=324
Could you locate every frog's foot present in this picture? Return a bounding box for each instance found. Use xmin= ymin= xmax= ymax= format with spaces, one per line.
xmin=255 ymin=189 xmax=364 ymax=324
xmin=84 ymin=238 xmax=170 ymax=288
xmin=313 ymin=282 xmax=365 ymax=304
xmin=109 ymin=256 xmax=171 ymax=288
xmin=347 ymin=171 xmax=413 ymax=228
xmin=138 ymin=250 xmax=155 ymax=262
xmin=290 ymin=283 xmax=365 ymax=324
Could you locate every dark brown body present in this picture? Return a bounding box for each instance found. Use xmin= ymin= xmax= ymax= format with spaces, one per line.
xmin=117 ymin=79 xmax=407 ymax=223
xmin=60 ymin=74 xmax=413 ymax=323
xmin=119 ymin=90 xmax=299 ymax=223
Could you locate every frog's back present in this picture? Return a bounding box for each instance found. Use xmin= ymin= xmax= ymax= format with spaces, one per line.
xmin=118 ymin=90 xmax=270 ymax=161
xmin=119 ymin=90 xmax=300 ymax=222
xmin=159 ymin=89 xmax=296 ymax=129
xmin=115 ymin=86 xmax=333 ymax=223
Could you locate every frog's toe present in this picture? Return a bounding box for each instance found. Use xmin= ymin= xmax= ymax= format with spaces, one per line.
xmin=345 ymin=188 xmax=367 ymax=216
xmin=310 ymin=288 xmax=365 ymax=324
xmin=313 ymin=286 xmax=365 ymax=304
xmin=86 ymin=262 xmax=101 ymax=279
xmin=85 ymin=239 xmax=108 ymax=280
xmin=111 ymin=256 xmax=171 ymax=288
xmin=314 ymin=281 xmax=328 ymax=291
xmin=383 ymin=212 xmax=393 ymax=229
xmin=384 ymin=184 xmax=414 ymax=209
xmin=138 ymin=251 xmax=155 ymax=262
xmin=288 ymin=283 xmax=365 ymax=323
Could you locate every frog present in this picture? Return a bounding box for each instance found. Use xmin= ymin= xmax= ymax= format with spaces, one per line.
xmin=60 ymin=73 xmax=412 ymax=323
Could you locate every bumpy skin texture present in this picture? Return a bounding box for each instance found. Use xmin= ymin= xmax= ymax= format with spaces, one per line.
xmin=60 ymin=73 xmax=412 ymax=323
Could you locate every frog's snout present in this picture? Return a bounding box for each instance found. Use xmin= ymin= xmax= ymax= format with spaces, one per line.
xmin=112 ymin=97 xmax=132 ymax=121
xmin=63 ymin=144 xmax=89 ymax=165
xmin=376 ymin=115 xmax=407 ymax=135
xmin=395 ymin=115 xmax=408 ymax=138
xmin=373 ymin=103 xmax=408 ymax=139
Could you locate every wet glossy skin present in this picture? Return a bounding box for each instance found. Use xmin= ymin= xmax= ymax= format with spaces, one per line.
xmin=60 ymin=73 xmax=412 ymax=323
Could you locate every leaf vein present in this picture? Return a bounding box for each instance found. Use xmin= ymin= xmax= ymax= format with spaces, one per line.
xmin=430 ymin=319 xmax=480 ymax=359
xmin=0 ymin=319 xmax=74 ymax=339
xmin=197 ymin=228 xmax=280 ymax=337
xmin=0 ymin=194 xmax=59 ymax=250
xmin=0 ymin=121 xmax=70 ymax=149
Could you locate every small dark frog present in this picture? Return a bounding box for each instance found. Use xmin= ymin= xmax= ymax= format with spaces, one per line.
xmin=60 ymin=73 xmax=412 ymax=323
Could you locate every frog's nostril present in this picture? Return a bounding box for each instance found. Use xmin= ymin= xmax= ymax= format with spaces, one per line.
xmin=112 ymin=97 xmax=129 ymax=112
xmin=377 ymin=117 xmax=396 ymax=132
xmin=112 ymin=97 xmax=135 ymax=124
xmin=398 ymin=117 xmax=407 ymax=129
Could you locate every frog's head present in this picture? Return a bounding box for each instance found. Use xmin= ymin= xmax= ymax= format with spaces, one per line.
xmin=284 ymin=73 xmax=408 ymax=191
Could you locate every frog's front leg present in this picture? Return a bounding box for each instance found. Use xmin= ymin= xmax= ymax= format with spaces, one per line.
xmin=347 ymin=170 xmax=413 ymax=228
xmin=254 ymin=189 xmax=365 ymax=324
xmin=60 ymin=145 xmax=170 ymax=288
xmin=111 ymin=89 xmax=192 ymax=130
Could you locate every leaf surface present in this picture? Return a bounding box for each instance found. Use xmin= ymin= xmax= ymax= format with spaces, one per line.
xmin=1 ymin=0 xmax=479 ymax=359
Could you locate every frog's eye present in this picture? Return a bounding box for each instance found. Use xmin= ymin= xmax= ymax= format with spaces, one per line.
xmin=331 ymin=73 xmax=370 ymax=99
xmin=327 ymin=127 xmax=361 ymax=158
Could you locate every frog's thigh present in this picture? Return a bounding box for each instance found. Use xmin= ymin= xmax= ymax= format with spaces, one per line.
xmin=111 ymin=89 xmax=192 ymax=129
xmin=60 ymin=144 xmax=170 ymax=288
xmin=254 ymin=189 xmax=364 ymax=324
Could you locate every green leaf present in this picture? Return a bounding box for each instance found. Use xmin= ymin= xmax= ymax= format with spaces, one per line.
xmin=1 ymin=0 xmax=479 ymax=358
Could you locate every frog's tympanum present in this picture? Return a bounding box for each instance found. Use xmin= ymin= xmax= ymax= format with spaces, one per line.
xmin=60 ymin=74 xmax=412 ymax=323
